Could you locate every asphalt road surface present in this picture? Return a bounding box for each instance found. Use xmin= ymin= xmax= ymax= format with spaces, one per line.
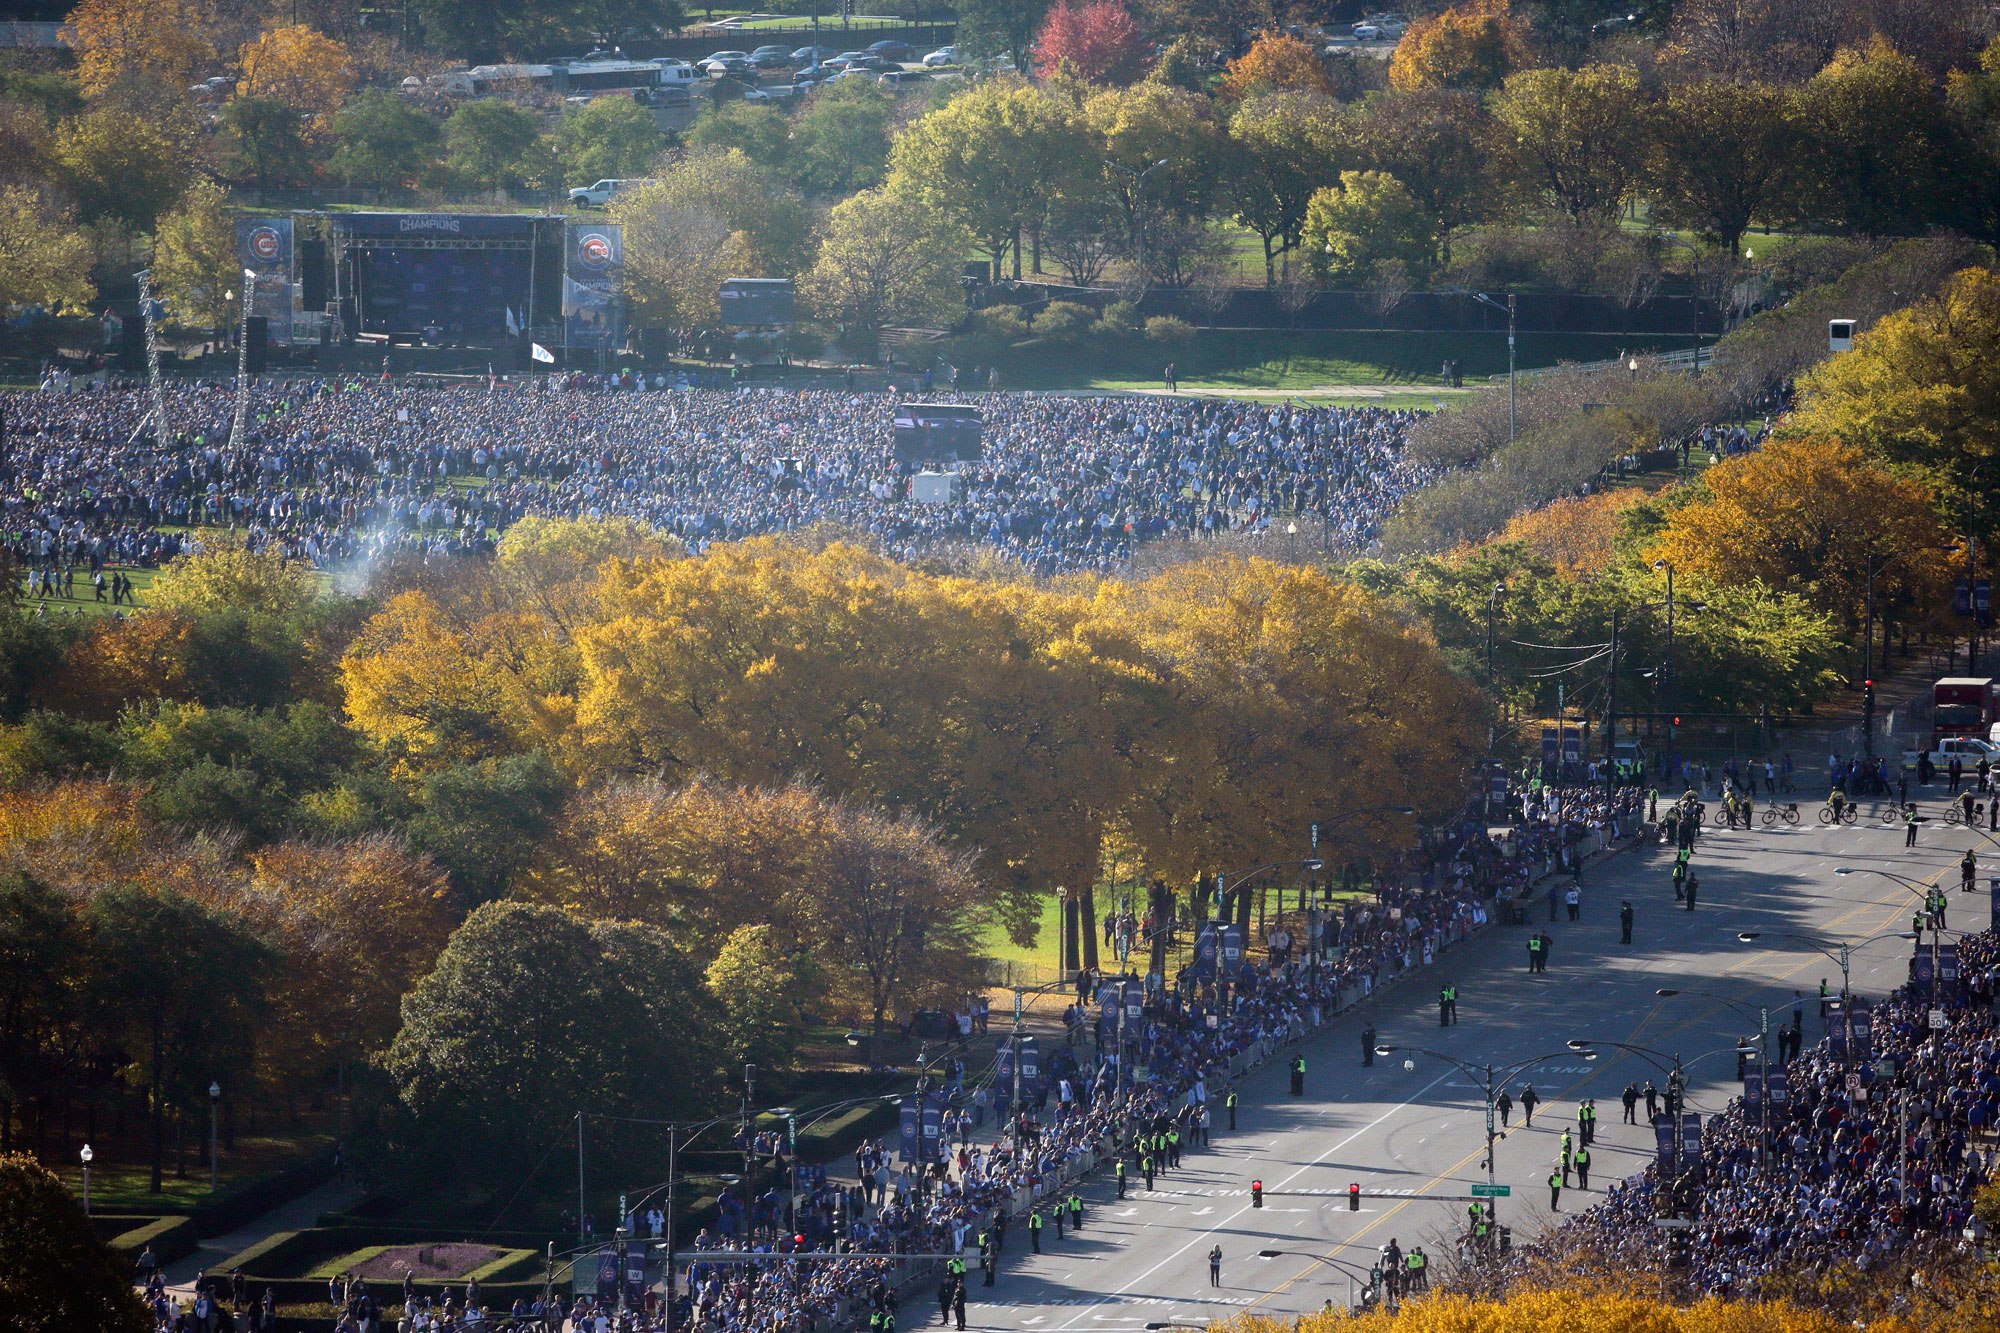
xmin=960 ymin=791 xmax=1994 ymax=1330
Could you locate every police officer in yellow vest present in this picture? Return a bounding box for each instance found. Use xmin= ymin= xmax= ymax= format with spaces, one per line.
xmin=1290 ymin=1055 xmax=1306 ymax=1096
xmin=1028 ymin=1207 xmax=1044 ymax=1253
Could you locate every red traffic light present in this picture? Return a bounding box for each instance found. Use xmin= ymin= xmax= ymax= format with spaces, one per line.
xmin=1251 ymin=1180 xmax=1264 ymax=1208
xmin=1865 ymin=679 xmax=1874 ymax=688
xmin=1349 ymin=1183 xmax=1361 ymax=1211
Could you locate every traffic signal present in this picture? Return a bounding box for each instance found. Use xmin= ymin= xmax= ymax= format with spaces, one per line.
xmin=1349 ymin=1183 xmax=1361 ymax=1211
xmin=1863 ymin=679 xmax=1876 ymax=715
xmin=1251 ymin=1180 xmax=1263 ymax=1208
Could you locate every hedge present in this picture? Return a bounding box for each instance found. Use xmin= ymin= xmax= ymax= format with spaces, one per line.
xmin=108 ymin=1214 xmax=200 ymax=1268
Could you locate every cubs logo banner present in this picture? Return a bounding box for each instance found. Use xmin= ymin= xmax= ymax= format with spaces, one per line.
xmin=235 ymin=217 xmax=295 ymax=345
xmin=563 ymin=221 xmax=625 ymax=351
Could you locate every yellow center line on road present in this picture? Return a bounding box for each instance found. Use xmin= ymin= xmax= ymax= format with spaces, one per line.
xmin=1245 ymin=866 xmax=1947 ymax=1312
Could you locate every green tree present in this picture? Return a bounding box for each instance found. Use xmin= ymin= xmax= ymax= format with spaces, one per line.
xmin=1784 ymin=266 xmax=2000 ymax=537
xmin=804 ymin=186 xmax=969 ymax=350
xmin=889 ymin=78 xmax=1090 ymax=280
xmin=1221 ymin=91 xmax=1347 ymax=285
xmin=0 ymin=1153 xmax=150 ymax=1333
xmin=215 ymin=96 xmax=316 ymax=190
xmin=684 ymin=100 xmax=790 ymax=170
xmin=1491 ymin=63 xmax=1647 ymax=222
xmin=412 ymin=0 xmax=687 ymax=61
xmin=404 ymin=751 xmax=565 ymax=911
xmin=52 ymin=106 xmax=187 ymax=230
xmin=150 ymin=177 xmax=238 ymax=329
xmin=0 ymin=876 xmax=80 ymax=1158
xmin=329 ymin=88 xmax=441 ymax=189
xmin=443 ymin=98 xmax=545 ymax=192
xmin=85 ymin=888 xmax=271 ymax=1194
xmin=788 ymin=79 xmax=896 ymax=196
xmin=0 ymin=187 xmax=96 ymax=316
xmin=387 ymin=902 xmax=714 ymax=1169
xmin=1795 ymin=38 xmax=1953 ymax=235
xmin=705 ymin=923 xmax=803 ymax=1069
xmin=1349 ymin=88 xmax=1494 ymax=260
xmin=1303 ymin=171 xmax=1434 ymax=284
xmin=554 ymin=95 xmax=667 ymax=185
xmin=641 ymin=147 xmax=813 ymax=279
xmin=956 ymin=0 xmax=1052 ymax=72
xmin=1644 ymin=79 xmax=1800 ymax=259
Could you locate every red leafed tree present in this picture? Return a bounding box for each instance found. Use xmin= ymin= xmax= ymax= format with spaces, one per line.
xmin=1032 ymin=0 xmax=1148 ymax=84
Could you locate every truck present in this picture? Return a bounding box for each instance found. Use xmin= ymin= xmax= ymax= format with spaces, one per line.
xmin=1901 ymin=734 xmax=2000 ymax=778
xmin=567 ymin=178 xmax=650 ymax=207
xmin=1932 ymin=677 xmax=1998 ymax=741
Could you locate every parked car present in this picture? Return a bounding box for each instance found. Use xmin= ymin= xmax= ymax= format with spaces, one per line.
xmin=878 ymin=68 xmax=931 ymax=87
xmin=867 ymin=39 xmax=914 ymax=61
xmin=921 ymin=45 xmax=959 ymax=66
xmin=792 ymin=45 xmax=833 ymax=63
xmin=750 ymin=45 xmax=792 ymax=68
xmin=793 ymin=63 xmax=834 ymax=86
xmin=823 ymin=51 xmax=870 ymax=68
xmin=741 ymin=83 xmax=801 ymax=102
xmin=702 ymin=54 xmax=754 ymax=76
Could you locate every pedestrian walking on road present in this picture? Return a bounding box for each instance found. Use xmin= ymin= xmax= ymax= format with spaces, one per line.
xmin=1619 ymin=901 xmax=1633 ymax=945
xmin=1496 ymin=1089 xmax=1512 ymax=1128
xmin=1521 ymin=1085 xmax=1539 ymax=1126
xmin=1565 ymin=885 xmax=1581 ymax=921
xmin=1560 ymin=1130 xmax=1574 ymax=1184
xmin=1643 ymin=1081 xmax=1659 ymax=1119
xmin=1548 ymin=1170 xmax=1562 ymax=1211
xmin=956 ymin=1279 xmax=970 ymax=1325
xmin=1290 ymin=1054 xmax=1306 ymax=1096
xmin=1116 ymin=1158 xmax=1126 ymax=1198
xmin=1906 ymin=804 xmax=1920 ymax=847
xmin=1672 ymin=858 xmax=1688 ymax=902
xmin=1362 ymin=1024 xmax=1377 ymax=1065
xmin=1226 ymin=1090 xmax=1238 ymax=1130
xmin=1684 ymin=875 xmax=1698 ymax=911
xmin=1622 ymin=1082 xmax=1639 ymax=1124
xmin=1525 ymin=935 xmax=1540 ymax=973
xmin=1029 ymin=1208 xmax=1043 ymax=1253
xmin=1209 ymin=1245 xmax=1223 ymax=1287
xmin=1575 ymin=1146 xmax=1591 ymax=1189
xmin=1054 ymin=1201 xmax=1064 ymax=1239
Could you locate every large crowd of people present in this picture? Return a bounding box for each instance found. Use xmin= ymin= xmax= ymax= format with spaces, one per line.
xmin=1557 ymin=927 xmax=2000 ymax=1294
xmin=3 ymin=375 xmax=1439 ymax=579
xmin=519 ymin=782 xmax=1647 ymax=1333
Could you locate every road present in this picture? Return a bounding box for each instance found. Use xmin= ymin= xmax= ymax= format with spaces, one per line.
xmin=959 ymin=790 xmax=1992 ymax=1330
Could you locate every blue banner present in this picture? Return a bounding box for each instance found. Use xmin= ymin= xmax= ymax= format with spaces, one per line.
xmin=898 ymin=1100 xmax=919 ymax=1162
xmin=235 ymin=216 xmax=295 ymax=345
xmin=1220 ymin=924 xmax=1244 ymax=968
xmin=564 ymin=220 xmax=625 ymax=350
xmin=1767 ymin=1071 xmax=1789 ymax=1109
xmin=1940 ymin=943 xmax=1962 ymax=1002
xmin=1678 ymin=1112 xmax=1702 ymax=1161
xmin=1190 ymin=922 xmax=1218 ymax=979
xmin=1654 ymin=1116 xmax=1677 ymax=1169
xmin=335 ymin=211 xmax=538 ymax=240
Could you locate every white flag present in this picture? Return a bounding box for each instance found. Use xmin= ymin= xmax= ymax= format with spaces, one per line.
xmin=505 ymin=306 xmax=520 ymax=336
xmin=530 ymin=343 xmax=556 ymax=364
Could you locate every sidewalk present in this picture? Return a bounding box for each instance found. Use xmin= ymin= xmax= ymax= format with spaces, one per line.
xmin=153 ymin=1178 xmax=363 ymax=1297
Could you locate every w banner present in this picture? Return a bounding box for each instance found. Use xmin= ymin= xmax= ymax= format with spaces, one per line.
xmin=1829 ymin=998 xmax=1874 ymax=1062
xmin=1219 ymin=923 xmax=1245 ymax=970
xmin=898 ymin=1091 xmax=949 ymax=1163
xmin=235 ymin=217 xmax=295 ymax=345
xmin=1679 ymin=1111 xmax=1702 ymax=1163
xmin=563 ymin=221 xmax=625 ymax=350
xmin=1743 ymin=1070 xmax=1790 ymax=1111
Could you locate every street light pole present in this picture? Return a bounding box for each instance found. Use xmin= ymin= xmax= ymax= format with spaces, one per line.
xmin=80 ymin=1143 xmax=92 ymax=1215
xmin=1467 ymin=292 xmax=1517 ymax=443
xmin=1486 ymin=582 xmax=1508 ymax=757
xmin=208 ymin=1082 xmax=221 ymax=1192
xmin=1653 ymin=560 xmax=1674 ymax=738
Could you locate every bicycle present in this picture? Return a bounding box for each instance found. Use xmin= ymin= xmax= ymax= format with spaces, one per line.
xmin=1761 ymin=803 xmax=1800 ymax=827
xmin=1818 ymin=802 xmax=1858 ymax=825
xmin=1946 ymin=801 xmax=1985 ymax=827
xmin=1712 ymin=804 xmax=1734 ymax=827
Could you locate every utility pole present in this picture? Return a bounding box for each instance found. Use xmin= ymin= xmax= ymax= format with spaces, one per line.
xmin=577 ymin=1112 xmax=587 ymax=1243
xmin=1604 ymin=608 xmax=1620 ymax=810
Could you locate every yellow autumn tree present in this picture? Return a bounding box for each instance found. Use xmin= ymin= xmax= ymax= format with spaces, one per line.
xmin=1487 ymin=490 xmax=1645 ymax=579
xmin=341 ymin=590 xmax=541 ymax=771
xmin=1221 ymin=30 xmax=1335 ymax=99
xmin=1646 ymin=435 xmax=1951 ymax=628
xmin=521 ymin=777 xmax=988 ymax=1034
xmin=39 ymin=611 xmax=199 ymax=721
xmin=1084 ymin=557 xmax=1481 ymax=882
xmin=1262 ymin=1290 xmax=1854 ymax=1333
xmin=1388 ymin=0 xmax=1534 ymax=92
xmin=237 ymin=24 xmax=357 ymax=126
xmin=247 ymin=836 xmax=456 ymax=1079
xmin=67 ymin=0 xmax=216 ymax=101
xmin=148 ymin=537 xmax=321 ymax=620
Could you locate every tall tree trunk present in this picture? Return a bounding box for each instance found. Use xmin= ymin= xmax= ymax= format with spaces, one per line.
xmin=1078 ymin=883 xmax=1099 ymax=974
xmin=149 ymin=1010 xmax=164 ymax=1193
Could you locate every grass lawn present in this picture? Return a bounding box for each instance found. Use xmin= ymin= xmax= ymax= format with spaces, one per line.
xmin=64 ymin=1126 xmax=334 ymax=1215
xmin=1011 ymin=328 xmax=1695 ymax=394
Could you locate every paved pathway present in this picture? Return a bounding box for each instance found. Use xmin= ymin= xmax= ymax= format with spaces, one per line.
xmin=151 ymin=1178 xmax=363 ymax=1298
